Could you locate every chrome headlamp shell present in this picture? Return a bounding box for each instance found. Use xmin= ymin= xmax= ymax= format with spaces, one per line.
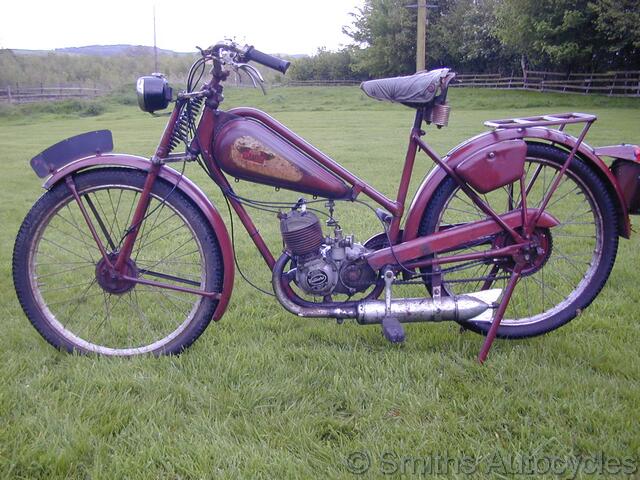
xmin=136 ymin=74 xmax=173 ymax=113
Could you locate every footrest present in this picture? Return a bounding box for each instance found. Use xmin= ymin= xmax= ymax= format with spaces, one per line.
xmin=382 ymin=316 xmax=405 ymax=343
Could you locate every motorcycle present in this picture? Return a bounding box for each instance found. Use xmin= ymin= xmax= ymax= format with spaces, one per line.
xmin=13 ymin=40 xmax=640 ymax=362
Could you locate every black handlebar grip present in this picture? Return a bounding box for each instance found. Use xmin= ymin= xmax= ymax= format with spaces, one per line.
xmin=245 ymin=46 xmax=291 ymax=74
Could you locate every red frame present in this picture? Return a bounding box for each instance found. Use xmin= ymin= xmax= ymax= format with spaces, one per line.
xmin=55 ymin=71 xmax=633 ymax=362
xmin=190 ymin=105 xmax=573 ymax=274
xmin=71 ymin=98 xmax=550 ymax=299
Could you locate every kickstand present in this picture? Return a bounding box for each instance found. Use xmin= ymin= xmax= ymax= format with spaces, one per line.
xmin=381 ymin=268 xmax=405 ymax=343
xmin=477 ymin=265 xmax=523 ymax=364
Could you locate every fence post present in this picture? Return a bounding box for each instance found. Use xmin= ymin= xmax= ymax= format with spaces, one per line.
xmin=7 ymin=85 xmax=12 ymax=103
xmin=610 ymin=72 xmax=616 ymax=96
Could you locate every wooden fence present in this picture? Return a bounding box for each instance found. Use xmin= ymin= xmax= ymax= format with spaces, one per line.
xmin=0 ymin=86 xmax=104 ymax=103
xmin=4 ymin=71 xmax=639 ymax=101
xmin=281 ymin=71 xmax=640 ymax=97
xmin=282 ymin=79 xmax=361 ymax=87
xmin=454 ymin=70 xmax=640 ymax=97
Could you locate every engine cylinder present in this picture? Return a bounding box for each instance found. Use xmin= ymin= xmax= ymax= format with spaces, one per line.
xmin=279 ymin=210 xmax=324 ymax=256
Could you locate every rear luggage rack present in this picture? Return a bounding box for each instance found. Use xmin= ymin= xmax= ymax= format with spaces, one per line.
xmin=484 ymin=112 xmax=596 ymax=130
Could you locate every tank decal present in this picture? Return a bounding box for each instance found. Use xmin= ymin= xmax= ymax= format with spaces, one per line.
xmin=213 ymin=116 xmax=352 ymax=199
xmin=231 ymin=136 xmax=303 ymax=182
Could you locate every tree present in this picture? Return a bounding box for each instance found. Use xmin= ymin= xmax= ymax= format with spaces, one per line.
xmin=589 ymin=0 xmax=640 ymax=70
xmin=428 ymin=0 xmax=516 ymax=73
xmin=493 ymin=0 xmax=616 ymax=72
xmin=342 ymin=0 xmax=517 ymax=76
xmin=289 ymin=48 xmax=363 ymax=81
xmin=343 ymin=0 xmax=417 ymax=77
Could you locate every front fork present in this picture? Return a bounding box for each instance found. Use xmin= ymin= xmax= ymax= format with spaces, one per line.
xmin=64 ymin=165 xmax=220 ymax=300
xmin=113 ymin=162 xmax=161 ymax=272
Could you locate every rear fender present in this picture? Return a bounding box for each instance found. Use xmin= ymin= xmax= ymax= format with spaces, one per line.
xmin=596 ymin=144 xmax=640 ymax=216
xmin=42 ymin=153 xmax=235 ymax=321
xmin=403 ymin=128 xmax=631 ymax=241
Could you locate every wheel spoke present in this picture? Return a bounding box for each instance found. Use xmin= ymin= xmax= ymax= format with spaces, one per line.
xmin=139 ymin=241 xmax=199 ymax=274
xmin=41 ymin=222 xmax=99 ymax=259
xmin=107 ymin=189 xmax=123 ymax=243
xmin=545 ymin=183 xmax=580 ymax=210
xmin=134 ymin=199 xmax=173 ymax=261
xmin=55 ymin=208 xmax=98 ymax=246
xmin=63 ymin=204 xmax=97 ymax=246
xmin=40 ymin=237 xmax=95 ymax=264
xmin=59 ymin=278 xmax=98 ymax=326
xmin=133 ymin=220 xmax=190 ymax=254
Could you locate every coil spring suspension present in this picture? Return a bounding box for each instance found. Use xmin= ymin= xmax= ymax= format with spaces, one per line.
xmin=167 ymin=97 xmax=204 ymax=153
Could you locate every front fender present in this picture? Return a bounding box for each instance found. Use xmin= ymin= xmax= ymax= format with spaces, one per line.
xmin=42 ymin=153 xmax=235 ymax=321
xmin=403 ymin=127 xmax=631 ymax=241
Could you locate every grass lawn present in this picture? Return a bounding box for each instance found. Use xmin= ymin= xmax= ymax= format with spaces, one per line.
xmin=1 ymin=86 xmax=639 ymax=478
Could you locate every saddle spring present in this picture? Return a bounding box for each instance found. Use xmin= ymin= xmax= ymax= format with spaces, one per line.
xmin=428 ymin=102 xmax=451 ymax=127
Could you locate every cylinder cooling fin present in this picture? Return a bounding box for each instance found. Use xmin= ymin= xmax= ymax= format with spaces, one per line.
xmin=279 ymin=210 xmax=324 ymax=256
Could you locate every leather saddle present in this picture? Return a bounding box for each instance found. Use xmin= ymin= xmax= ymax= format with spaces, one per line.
xmin=361 ymin=68 xmax=454 ymax=107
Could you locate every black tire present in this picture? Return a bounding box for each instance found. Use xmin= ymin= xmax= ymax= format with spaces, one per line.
xmin=13 ymin=168 xmax=224 ymax=356
xmin=418 ymin=143 xmax=619 ymax=338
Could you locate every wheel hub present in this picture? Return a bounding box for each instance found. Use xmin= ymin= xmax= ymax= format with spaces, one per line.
xmin=493 ymin=227 xmax=553 ymax=277
xmin=95 ymin=253 xmax=138 ymax=294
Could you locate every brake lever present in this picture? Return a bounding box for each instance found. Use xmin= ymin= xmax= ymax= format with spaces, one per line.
xmin=238 ymin=63 xmax=264 ymax=83
xmin=236 ymin=63 xmax=266 ymax=94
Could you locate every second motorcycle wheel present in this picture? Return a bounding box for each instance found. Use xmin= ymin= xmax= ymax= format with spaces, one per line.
xmin=418 ymin=143 xmax=619 ymax=338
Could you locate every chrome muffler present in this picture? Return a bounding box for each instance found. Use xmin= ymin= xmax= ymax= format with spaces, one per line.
xmin=272 ymin=254 xmax=500 ymax=324
xmin=355 ymin=289 xmax=501 ymax=325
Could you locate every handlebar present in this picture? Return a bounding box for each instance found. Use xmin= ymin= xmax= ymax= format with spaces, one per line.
xmin=244 ymin=46 xmax=290 ymax=74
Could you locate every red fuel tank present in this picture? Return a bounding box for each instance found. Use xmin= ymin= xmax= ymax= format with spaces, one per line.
xmin=213 ymin=116 xmax=351 ymax=199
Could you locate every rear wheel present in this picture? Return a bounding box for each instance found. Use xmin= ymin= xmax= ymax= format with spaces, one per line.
xmin=13 ymin=168 xmax=224 ymax=356
xmin=418 ymin=143 xmax=619 ymax=338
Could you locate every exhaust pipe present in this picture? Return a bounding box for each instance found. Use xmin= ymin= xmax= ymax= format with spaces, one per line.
xmin=272 ymin=253 xmax=500 ymax=324
xmin=355 ymin=289 xmax=501 ymax=324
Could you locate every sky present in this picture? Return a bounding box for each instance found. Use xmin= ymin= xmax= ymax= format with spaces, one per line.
xmin=1 ymin=0 xmax=365 ymax=55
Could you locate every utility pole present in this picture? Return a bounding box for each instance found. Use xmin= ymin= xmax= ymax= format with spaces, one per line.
xmin=153 ymin=5 xmax=159 ymax=73
xmin=416 ymin=0 xmax=427 ymax=72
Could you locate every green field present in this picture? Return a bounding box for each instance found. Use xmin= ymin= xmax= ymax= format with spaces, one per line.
xmin=1 ymin=87 xmax=639 ymax=478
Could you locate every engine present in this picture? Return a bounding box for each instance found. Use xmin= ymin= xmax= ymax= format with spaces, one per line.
xmin=279 ymin=208 xmax=377 ymax=297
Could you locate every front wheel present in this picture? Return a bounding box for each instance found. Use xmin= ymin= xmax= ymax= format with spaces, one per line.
xmin=13 ymin=168 xmax=225 ymax=356
xmin=418 ymin=143 xmax=619 ymax=338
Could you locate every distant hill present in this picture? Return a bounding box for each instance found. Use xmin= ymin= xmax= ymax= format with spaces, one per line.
xmin=12 ymin=45 xmax=191 ymax=57
xmin=11 ymin=45 xmax=307 ymax=58
xmin=1 ymin=44 xmax=303 ymax=88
